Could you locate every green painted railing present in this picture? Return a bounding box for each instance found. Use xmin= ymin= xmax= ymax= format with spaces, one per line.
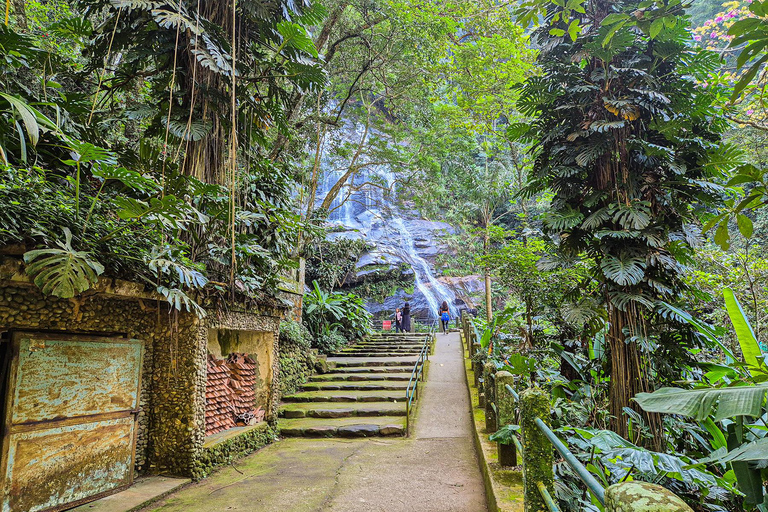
xmin=462 ymin=312 xmax=694 ymax=512
xmin=405 ymin=328 xmax=434 ymax=434
xmin=504 ymin=382 xmax=604 ymax=510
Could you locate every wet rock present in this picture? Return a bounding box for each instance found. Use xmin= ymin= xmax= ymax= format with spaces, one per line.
xmin=605 ymin=481 xmax=692 ymax=511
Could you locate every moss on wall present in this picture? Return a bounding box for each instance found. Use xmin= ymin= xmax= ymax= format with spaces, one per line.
xmin=277 ymin=319 xmax=315 ymax=396
xmin=193 ymin=423 xmax=278 ymax=480
xmin=0 ymin=266 xmax=285 ymax=480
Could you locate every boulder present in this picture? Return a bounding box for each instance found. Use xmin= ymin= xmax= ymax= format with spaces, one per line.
xmin=605 ymin=482 xmax=693 ymax=512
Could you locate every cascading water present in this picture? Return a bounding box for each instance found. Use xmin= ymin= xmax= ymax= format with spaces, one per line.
xmin=314 ymin=115 xmax=465 ymax=322
xmin=390 ymin=217 xmax=456 ymax=321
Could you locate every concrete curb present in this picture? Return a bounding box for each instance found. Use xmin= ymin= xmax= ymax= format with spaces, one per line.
xmin=460 ymin=334 xmax=524 ymax=512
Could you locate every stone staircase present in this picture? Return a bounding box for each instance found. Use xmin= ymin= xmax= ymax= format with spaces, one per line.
xmin=278 ymin=333 xmax=430 ymax=438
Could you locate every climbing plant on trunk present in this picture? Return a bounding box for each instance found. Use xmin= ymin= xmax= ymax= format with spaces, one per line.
xmin=515 ymin=0 xmax=732 ymax=444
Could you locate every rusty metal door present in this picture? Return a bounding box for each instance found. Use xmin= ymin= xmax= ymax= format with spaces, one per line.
xmin=0 ymin=333 xmax=144 ymax=512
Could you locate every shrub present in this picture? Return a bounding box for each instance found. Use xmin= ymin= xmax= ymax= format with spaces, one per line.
xmin=303 ymin=281 xmax=371 ymax=347
xmin=315 ymin=329 xmax=347 ymax=354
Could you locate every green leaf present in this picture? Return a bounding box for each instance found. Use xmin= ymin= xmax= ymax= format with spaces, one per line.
xmin=650 ymin=18 xmax=664 ymax=39
xmin=737 ymin=214 xmax=754 ymax=239
xmin=600 ymin=253 xmax=646 ymax=286
xmin=602 ymin=13 xmax=630 ymax=24
xmin=701 ymin=417 xmax=728 ymax=451
xmin=732 ymin=54 xmax=768 ymax=100
xmin=23 ymin=228 xmax=104 ymax=298
xmin=727 ymin=422 xmax=765 ymax=505
xmin=276 ymin=21 xmax=318 ymax=58
xmin=723 ymin=287 xmax=763 ymax=369
xmin=635 ymin=385 xmax=768 ymax=421
xmin=91 ymin=166 xmax=159 ymax=193
xmin=714 ymin=221 xmax=731 ymax=250
xmin=704 ymin=437 xmax=768 ymax=463
xmin=0 ymin=93 xmax=40 ymax=146
xmin=567 ymin=19 xmax=580 ymax=41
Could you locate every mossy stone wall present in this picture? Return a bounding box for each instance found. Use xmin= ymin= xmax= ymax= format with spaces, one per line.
xmin=0 ymin=261 xmax=284 ymax=478
xmin=194 ymin=423 xmax=278 ymax=479
xmin=520 ymin=387 xmax=554 ymax=512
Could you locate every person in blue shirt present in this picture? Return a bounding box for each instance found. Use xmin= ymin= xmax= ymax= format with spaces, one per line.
xmin=439 ymin=301 xmax=450 ymax=334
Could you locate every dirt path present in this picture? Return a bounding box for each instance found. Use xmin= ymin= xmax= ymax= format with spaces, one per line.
xmin=142 ymin=331 xmax=487 ymax=512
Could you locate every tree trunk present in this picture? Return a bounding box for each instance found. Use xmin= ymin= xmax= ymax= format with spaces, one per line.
xmin=607 ymin=305 xmax=663 ymax=449
xmin=483 ymin=228 xmax=492 ymax=322
xmin=12 ymin=0 xmax=26 ymax=29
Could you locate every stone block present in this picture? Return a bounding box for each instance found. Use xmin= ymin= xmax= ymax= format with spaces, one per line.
xmin=337 ymin=424 xmax=379 ymax=437
xmin=605 ymin=482 xmax=693 ymax=512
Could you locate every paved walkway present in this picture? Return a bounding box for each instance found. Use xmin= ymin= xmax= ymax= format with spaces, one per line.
xmin=141 ymin=332 xmax=486 ymax=512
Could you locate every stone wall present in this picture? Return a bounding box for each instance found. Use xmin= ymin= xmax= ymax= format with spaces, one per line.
xmin=0 ymin=257 xmax=286 ymax=478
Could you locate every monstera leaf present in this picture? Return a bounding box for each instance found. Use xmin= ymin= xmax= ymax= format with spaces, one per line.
xmin=600 ymin=253 xmax=646 ymax=286
xmin=23 ymin=228 xmax=105 ymax=298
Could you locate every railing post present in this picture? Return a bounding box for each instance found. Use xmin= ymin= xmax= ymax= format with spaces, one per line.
xmin=604 ymin=482 xmax=693 ymax=511
xmin=520 ymin=387 xmax=554 ymax=512
xmin=483 ymin=363 xmax=497 ymax=433
xmin=495 ymin=371 xmax=517 ymax=466
xmin=472 ymin=343 xmax=482 ymax=387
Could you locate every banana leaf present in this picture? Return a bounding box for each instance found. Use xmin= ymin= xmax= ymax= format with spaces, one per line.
xmin=723 ymin=287 xmax=764 ymax=369
xmin=635 ymin=385 xmax=768 ymax=421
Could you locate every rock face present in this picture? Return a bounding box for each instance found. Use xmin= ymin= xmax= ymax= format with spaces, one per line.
xmin=604 ymin=481 xmax=693 ymax=512
xmin=315 ymin=117 xmax=483 ymax=323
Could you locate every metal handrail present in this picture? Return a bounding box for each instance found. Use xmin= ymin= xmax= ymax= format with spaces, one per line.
xmin=501 ymin=384 xmax=606 ymax=506
xmin=405 ymin=332 xmax=432 ymax=433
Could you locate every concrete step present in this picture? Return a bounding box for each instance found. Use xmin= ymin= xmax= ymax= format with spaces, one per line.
xmin=347 ymin=341 xmax=424 ymax=347
xmin=279 ymin=416 xmax=406 ymax=437
xmin=330 ymin=352 xmax=421 ymax=358
xmin=342 ymin=347 xmax=422 ymax=353
xmin=282 ymin=389 xmax=407 ymax=403
xmin=348 ymin=347 xmax=423 ymax=352
xmin=279 ymin=402 xmax=407 ymax=419
xmin=367 ymin=338 xmax=427 ymax=343
xmin=301 ymin=380 xmax=409 ymax=392
xmin=323 ymin=366 xmax=414 ymax=374
xmin=330 ymin=357 xmax=418 ymax=367
xmin=310 ymin=372 xmax=411 ymax=382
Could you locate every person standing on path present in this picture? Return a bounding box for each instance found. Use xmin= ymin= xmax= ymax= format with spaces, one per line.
xmin=394 ymin=308 xmax=402 ymax=332
xmin=439 ymin=301 xmax=450 ymax=334
xmin=401 ymin=302 xmax=411 ymax=332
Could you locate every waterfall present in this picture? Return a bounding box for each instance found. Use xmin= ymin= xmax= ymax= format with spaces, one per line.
xmin=314 ymin=115 xmax=461 ymax=322
xmin=391 ymin=217 xmax=457 ymax=322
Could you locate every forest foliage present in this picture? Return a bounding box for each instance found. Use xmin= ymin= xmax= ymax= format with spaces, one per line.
xmin=9 ymin=0 xmax=768 ymax=510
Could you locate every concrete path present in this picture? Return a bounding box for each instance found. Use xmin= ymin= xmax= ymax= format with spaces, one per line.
xmin=141 ymin=332 xmax=486 ymax=512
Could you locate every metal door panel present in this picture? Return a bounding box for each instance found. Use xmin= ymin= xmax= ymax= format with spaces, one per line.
xmin=10 ymin=336 xmax=143 ymax=424
xmin=0 ymin=333 xmax=144 ymax=512
xmin=3 ymin=416 xmax=135 ymax=512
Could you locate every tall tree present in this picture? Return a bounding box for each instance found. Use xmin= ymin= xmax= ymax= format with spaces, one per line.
xmin=516 ymin=0 xmax=730 ymax=443
xmin=81 ymin=0 xmax=325 ymax=184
